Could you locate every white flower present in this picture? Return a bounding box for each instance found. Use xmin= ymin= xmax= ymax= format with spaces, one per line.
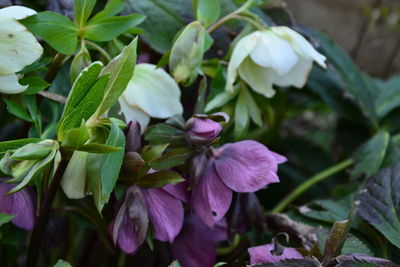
xmin=119 ymin=63 xmax=183 ymax=130
xmin=0 ymin=6 xmax=43 ymax=94
xmin=226 ymin=26 xmax=326 ymax=98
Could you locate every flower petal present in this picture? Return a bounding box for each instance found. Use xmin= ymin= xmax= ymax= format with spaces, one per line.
xmin=0 ymin=74 xmax=27 ymax=94
xmin=142 ymin=187 xmax=184 ymax=243
xmin=0 ymin=17 xmax=43 ymax=75
xmin=238 ymin=57 xmax=275 ymax=98
xmin=10 ymin=186 xmax=36 ymax=230
xmin=271 ymin=26 xmax=326 ymax=68
xmin=122 ymin=63 xmax=183 ymax=119
xmin=60 ymin=151 xmax=88 ymax=199
xmin=226 ymin=31 xmax=260 ymax=92
xmin=272 ymin=57 xmax=313 ymax=88
xmin=215 ymin=140 xmax=285 ymax=193
xmin=119 ymin=97 xmax=150 ymax=130
xmin=171 ymin=214 xmax=221 ymax=267
xmin=248 ymin=244 xmax=303 ymax=264
xmin=192 ymin=161 xmax=232 ymax=228
xmin=162 ymin=182 xmax=189 ymax=203
xmin=0 ymin=180 xmax=15 ymax=215
xmin=0 ymin=6 xmax=37 ymax=20
xmin=250 ymin=30 xmax=298 ymax=75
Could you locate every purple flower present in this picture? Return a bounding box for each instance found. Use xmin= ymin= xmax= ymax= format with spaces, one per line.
xmin=192 ymin=140 xmax=286 ymax=228
xmin=111 ymin=184 xmax=185 ymax=254
xmin=187 ymin=116 xmax=222 ymax=140
xmin=248 ymin=243 xmax=303 ymax=264
xmin=171 ymin=214 xmax=227 ymax=267
xmin=0 ymin=178 xmax=36 ymax=230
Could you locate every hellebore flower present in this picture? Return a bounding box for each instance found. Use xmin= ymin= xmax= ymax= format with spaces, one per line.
xmin=248 ymin=243 xmax=303 ymax=264
xmin=0 ymin=178 xmax=36 ymax=230
xmin=0 ymin=6 xmax=43 ymax=94
xmin=111 ymin=184 xmax=185 ymax=254
xmin=192 ymin=140 xmax=286 ymax=228
xmin=171 ymin=214 xmax=227 ymax=267
xmin=226 ymin=26 xmax=326 ymax=98
xmin=185 ymin=113 xmax=228 ymax=145
xmin=119 ymin=63 xmax=183 ymax=130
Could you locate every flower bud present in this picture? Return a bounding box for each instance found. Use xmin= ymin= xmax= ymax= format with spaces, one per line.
xmin=69 ymin=45 xmax=92 ymax=83
xmin=185 ymin=114 xmax=227 ymax=145
xmin=169 ymin=21 xmax=205 ymax=85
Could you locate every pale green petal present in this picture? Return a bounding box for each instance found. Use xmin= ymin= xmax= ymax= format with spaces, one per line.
xmin=272 ymin=57 xmax=313 ymax=88
xmin=61 ymin=151 xmax=88 ymax=199
xmin=271 ymin=26 xmax=326 ymax=68
xmin=250 ymin=30 xmax=298 ymax=75
xmin=119 ymin=97 xmax=150 ymax=130
xmin=0 ymin=74 xmax=27 ymax=94
xmin=226 ymin=31 xmax=260 ymax=92
xmin=0 ymin=6 xmax=36 ymax=19
xmin=0 ymin=17 xmax=43 ymax=74
xmin=238 ymin=57 xmax=275 ymax=98
xmin=122 ymin=63 xmax=183 ymax=119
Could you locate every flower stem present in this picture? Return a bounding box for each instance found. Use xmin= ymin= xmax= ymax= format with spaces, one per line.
xmin=85 ymin=40 xmax=112 ymax=63
xmin=26 ymin=158 xmax=68 ymax=267
xmin=271 ymin=158 xmax=354 ymax=214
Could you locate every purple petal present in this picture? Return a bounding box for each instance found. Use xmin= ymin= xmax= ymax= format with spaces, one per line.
xmin=125 ymin=120 xmax=142 ymax=152
xmin=162 ymin=182 xmax=189 ymax=203
xmin=214 ymin=140 xmax=285 ymax=193
xmin=187 ymin=117 xmax=222 ymax=139
xmin=142 ymin=187 xmax=184 ymax=243
xmin=192 ymin=162 xmax=232 ymax=228
xmin=171 ymin=214 xmax=218 ymax=267
xmin=0 ymin=180 xmax=36 ymax=230
xmin=248 ymin=244 xmax=303 ymax=264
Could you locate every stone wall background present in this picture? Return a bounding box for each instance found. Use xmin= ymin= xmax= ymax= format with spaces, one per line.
xmin=284 ymin=0 xmax=400 ymax=78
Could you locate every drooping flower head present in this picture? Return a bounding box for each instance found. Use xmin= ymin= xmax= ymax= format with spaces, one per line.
xmin=185 ymin=113 xmax=228 ymax=145
xmin=0 ymin=178 xmax=36 ymax=230
xmin=0 ymin=6 xmax=43 ymax=94
xmin=248 ymin=243 xmax=303 ymax=264
xmin=192 ymin=140 xmax=287 ymax=228
xmin=226 ymin=26 xmax=326 ymax=98
xmin=119 ymin=63 xmax=183 ymax=130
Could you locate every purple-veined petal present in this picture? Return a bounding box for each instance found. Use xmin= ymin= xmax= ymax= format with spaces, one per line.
xmin=214 ymin=140 xmax=285 ymax=193
xmin=142 ymin=187 xmax=184 ymax=243
xmin=248 ymin=244 xmax=303 ymax=264
xmin=162 ymin=182 xmax=189 ymax=203
xmin=192 ymin=161 xmax=232 ymax=228
xmin=171 ymin=214 xmax=220 ymax=267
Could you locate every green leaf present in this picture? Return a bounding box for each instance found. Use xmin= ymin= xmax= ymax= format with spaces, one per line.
xmin=74 ymin=0 xmax=97 ymax=27
xmin=0 ymin=213 xmax=15 ymax=227
xmin=58 ymin=73 xmax=109 ymax=140
xmin=315 ymin=30 xmax=378 ymax=128
xmin=134 ymin=170 xmax=184 ymax=188
xmin=195 ymin=0 xmax=220 ymax=27
xmin=21 ymin=12 xmax=78 ymax=55
xmin=335 ymin=255 xmax=399 ymax=267
xmin=168 ymin=260 xmax=181 ymax=267
xmin=243 ymin=87 xmax=262 ymax=127
xmin=75 ymin=143 xmax=122 ymax=154
xmin=20 ymin=77 xmax=51 ymax=95
xmin=11 ymin=143 xmax=53 ymax=160
xmin=194 ymin=76 xmax=207 ymax=114
xmin=3 ymin=99 xmax=32 ymax=122
xmin=351 ymin=131 xmax=390 ymax=179
xmin=53 ymin=259 xmax=72 ymax=267
xmin=141 ymin=144 xmax=169 ymax=162
xmin=145 ymin=124 xmax=186 ymax=147
xmin=234 ymin=88 xmax=249 ymax=139
xmin=61 ymin=123 xmax=90 ymax=149
xmin=0 ymin=138 xmax=42 ymax=155
xmin=205 ymin=90 xmax=238 ymax=112
xmin=126 ymin=0 xmax=189 ymax=53
xmin=91 ymin=0 xmax=126 ymax=21
xmin=375 ymin=75 xmax=400 ymax=119
xmin=83 ymin=14 xmax=145 ymax=42
xmin=91 ymin=38 xmax=138 ymax=119
xmin=92 ymin=120 xmax=125 ymax=212
xmin=357 ymin=163 xmax=400 ymax=249
xmin=150 ymin=147 xmax=193 ymax=170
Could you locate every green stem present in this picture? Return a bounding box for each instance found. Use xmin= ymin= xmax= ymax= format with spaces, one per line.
xmin=271 ymin=158 xmax=354 ymax=214
xmin=85 ymin=40 xmax=112 ymax=63
xmin=393 ymin=132 xmax=400 ymax=145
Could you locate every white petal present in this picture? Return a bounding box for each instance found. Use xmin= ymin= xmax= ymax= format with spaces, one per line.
xmin=271 ymin=26 xmax=326 ymax=68
xmin=119 ymin=97 xmax=150 ymax=131
xmin=250 ymin=30 xmax=298 ymax=75
xmin=226 ymin=31 xmax=260 ymax=92
xmin=238 ymin=58 xmax=275 ymax=98
xmin=0 ymin=6 xmax=37 ymax=19
xmin=0 ymin=17 xmax=43 ymax=74
xmin=272 ymin=57 xmax=313 ymax=88
xmin=0 ymin=74 xmax=27 ymax=94
xmin=122 ymin=63 xmax=183 ymax=119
